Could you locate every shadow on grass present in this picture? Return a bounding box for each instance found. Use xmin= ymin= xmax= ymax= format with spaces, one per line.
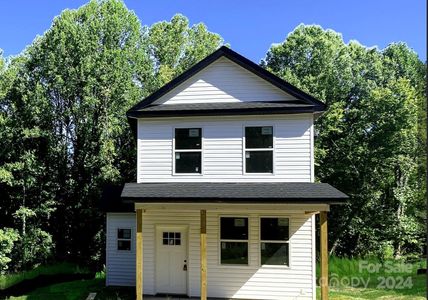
xmin=0 ymin=273 xmax=94 ymax=299
xmin=94 ymin=286 xmax=134 ymax=300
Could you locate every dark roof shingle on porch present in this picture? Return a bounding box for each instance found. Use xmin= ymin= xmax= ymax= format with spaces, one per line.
xmin=120 ymin=182 xmax=348 ymax=205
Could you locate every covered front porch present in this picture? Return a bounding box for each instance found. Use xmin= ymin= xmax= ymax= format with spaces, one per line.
xmin=120 ymin=182 xmax=348 ymax=300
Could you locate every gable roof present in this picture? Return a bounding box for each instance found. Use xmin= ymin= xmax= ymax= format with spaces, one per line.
xmin=127 ymin=46 xmax=326 ymax=119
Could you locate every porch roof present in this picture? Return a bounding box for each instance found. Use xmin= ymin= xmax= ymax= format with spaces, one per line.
xmin=120 ymin=182 xmax=348 ymax=205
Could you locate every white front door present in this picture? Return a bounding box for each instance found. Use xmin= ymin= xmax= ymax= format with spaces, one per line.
xmin=155 ymin=226 xmax=188 ymax=295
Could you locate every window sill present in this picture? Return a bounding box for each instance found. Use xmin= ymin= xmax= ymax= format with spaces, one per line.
xmin=216 ymin=264 xmax=252 ymax=269
xmin=243 ymin=173 xmax=275 ymax=176
xmin=260 ymin=264 xmax=291 ymax=269
xmin=172 ymin=173 xmax=203 ymax=176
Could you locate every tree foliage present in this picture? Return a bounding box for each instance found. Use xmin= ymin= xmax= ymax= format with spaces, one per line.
xmin=263 ymin=25 xmax=426 ymax=258
xmin=0 ymin=2 xmax=425 ymax=273
xmin=0 ymin=0 xmax=223 ymax=271
xmin=145 ymin=14 xmax=224 ymax=87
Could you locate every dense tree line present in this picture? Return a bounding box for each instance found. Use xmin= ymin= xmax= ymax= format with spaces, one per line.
xmin=263 ymin=26 xmax=426 ymax=258
xmin=0 ymin=0 xmax=425 ymax=273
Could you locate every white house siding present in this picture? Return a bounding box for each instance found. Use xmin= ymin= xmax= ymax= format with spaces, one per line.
xmin=106 ymin=213 xmax=136 ymax=286
xmin=106 ymin=207 xmax=315 ymax=300
xmin=153 ymin=57 xmax=297 ymax=105
xmin=137 ymin=114 xmax=313 ymax=183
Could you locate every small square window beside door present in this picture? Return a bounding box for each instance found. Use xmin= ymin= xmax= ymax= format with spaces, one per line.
xmin=117 ymin=228 xmax=131 ymax=251
xmin=174 ymin=128 xmax=202 ymax=174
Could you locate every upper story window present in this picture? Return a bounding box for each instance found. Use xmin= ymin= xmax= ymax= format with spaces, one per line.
xmin=244 ymin=126 xmax=273 ymax=173
xmin=174 ymin=128 xmax=202 ymax=174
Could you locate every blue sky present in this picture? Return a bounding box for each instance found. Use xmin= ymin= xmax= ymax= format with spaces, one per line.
xmin=0 ymin=0 xmax=426 ymax=62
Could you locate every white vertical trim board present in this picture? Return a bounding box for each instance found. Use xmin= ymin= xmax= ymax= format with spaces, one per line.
xmin=311 ymin=213 xmax=316 ymax=300
xmin=310 ymin=119 xmax=314 ymax=182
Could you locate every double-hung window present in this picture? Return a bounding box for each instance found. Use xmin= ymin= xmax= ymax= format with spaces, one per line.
xmin=260 ymin=217 xmax=289 ymax=266
xmin=244 ymin=126 xmax=273 ymax=173
xmin=220 ymin=217 xmax=248 ymax=265
xmin=174 ymin=128 xmax=202 ymax=174
xmin=117 ymin=228 xmax=132 ymax=251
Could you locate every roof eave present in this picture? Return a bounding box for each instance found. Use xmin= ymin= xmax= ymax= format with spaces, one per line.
xmin=121 ymin=197 xmax=348 ymax=205
xmin=126 ymin=106 xmax=324 ymax=119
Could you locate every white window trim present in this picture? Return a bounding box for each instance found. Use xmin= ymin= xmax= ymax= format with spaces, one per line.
xmin=172 ymin=127 xmax=204 ymax=176
xmin=242 ymin=125 xmax=275 ymax=175
xmin=218 ymin=216 xmax=250 ymax=267
xmin=259 ymin=216 xmax=291 ymax=268
xmin=117 ymin=228 xmax=132 ymax=252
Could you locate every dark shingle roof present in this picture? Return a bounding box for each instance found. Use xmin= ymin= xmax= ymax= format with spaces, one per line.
xmin=127 ymin=101 xmax=316 ymax=118
xmin=121 ymin=182 xmax=348 ymax=204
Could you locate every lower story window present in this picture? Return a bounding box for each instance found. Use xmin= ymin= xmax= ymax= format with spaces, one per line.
xmin=220 ymin=217 xmax=248 ymax=265
xmin=221 ymin=241 xmax=248 ymax=265
xmin=260 ymin=217 xmax=289 ymax=266
xmin=261 ymin=242 xmax=289 ymax=265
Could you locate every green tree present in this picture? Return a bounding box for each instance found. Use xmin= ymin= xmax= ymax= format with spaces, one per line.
xmin=0 ymin=228 xmax=19 ymax=274
xmin=263 ymin=25 xmax=426 ymax=258
xmin=0 ymin=1 xmax=225 ymax=271
xmin=19 ymin=0 xmax=153 ymax=265
xmin=146 ymin=14 xmax=224 ymax=87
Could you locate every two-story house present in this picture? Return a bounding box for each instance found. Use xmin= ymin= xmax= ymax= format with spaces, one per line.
xmin=103 ymin=46 xmax=348 ymax=300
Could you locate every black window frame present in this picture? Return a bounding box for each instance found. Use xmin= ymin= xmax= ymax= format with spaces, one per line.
xmin=244 ymin=126 xmax=274 ymax=174
xmin=219 ymin=217 xmax=249 ymax=265
xmin=174 ymin=128 xmax=202 ymax=174
xmin=259 ymin=217 xmax=290 ymax=266
xmin=162 ymin=231 xmax=182 ymax=246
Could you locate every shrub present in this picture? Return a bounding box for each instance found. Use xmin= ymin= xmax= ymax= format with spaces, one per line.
xmin=0 ymin=228 xmax=19 ymax=274
xmin=11 ymin=227 xmax=53 ymax=270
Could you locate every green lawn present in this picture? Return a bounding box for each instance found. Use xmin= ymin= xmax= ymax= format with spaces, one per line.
xmin=4 ymin=275 xmax=426 ymax=300
xmin=317 ymin=274 xmax=426 ymax=299
xmin=0 ymin=262 xmax=89 ymax=290
xmin=2 ymin=258 xmax=426 ymax=300
xmin=316 ymin=257 xmax=427 ymax=299
xmin=7 ymin=278 xmax=104 ymax=300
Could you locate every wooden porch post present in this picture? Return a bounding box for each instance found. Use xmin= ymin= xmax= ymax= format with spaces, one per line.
xmin=320 ymin=211 xmax=328 ymax=300
xmin=200 ymin=210 xmax=207 ymax=300
xmin=136 ymin=208 xmax=143 ymax=300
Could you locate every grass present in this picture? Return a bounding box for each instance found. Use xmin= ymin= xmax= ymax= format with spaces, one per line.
xmin=5 ymin=272 xmax=105 ymax=300
xmin=316 ymin=256 xmax=427 ymax=299
xmin=2 ymin=258 xmax=426 ymax=299
xmin=0 ymin=262 xmax=89 ymax=290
